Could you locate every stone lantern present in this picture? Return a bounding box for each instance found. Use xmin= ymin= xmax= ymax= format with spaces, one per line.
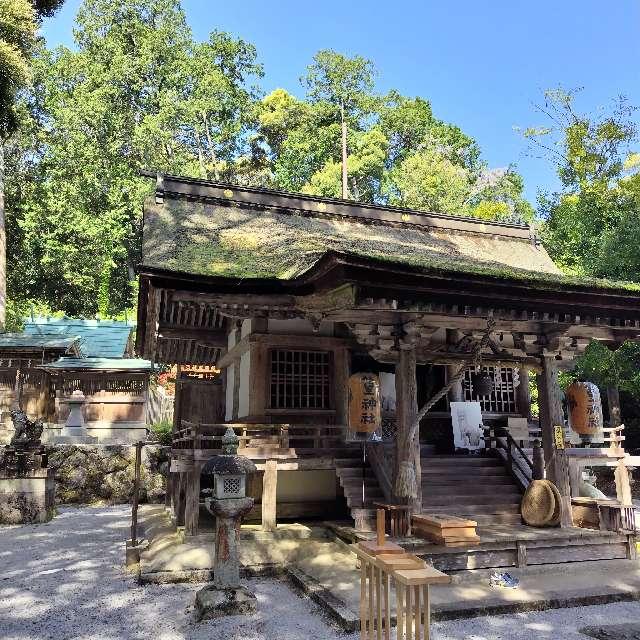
xmin=195 ymin=427 xmax=257 ymax=620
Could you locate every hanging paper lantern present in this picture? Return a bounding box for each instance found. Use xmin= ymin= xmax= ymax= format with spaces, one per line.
xmin=566 ymin=381 xmax=603 ymax=437
xmin=471 ymin=370 xmax=494 ymax=397
xmin=348 ymin=373 xmax=381 ymax=433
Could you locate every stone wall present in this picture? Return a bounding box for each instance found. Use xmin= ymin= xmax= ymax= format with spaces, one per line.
xmin=45 ymin=444 xmax=169 ymax=505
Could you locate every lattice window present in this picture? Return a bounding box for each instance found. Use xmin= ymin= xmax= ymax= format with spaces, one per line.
xmin=270 ymin=349 xmax=331 ymax=410
xmin=463 ymin=366 xmax=517 ymax=414
xmin=223 ymin=477 xmax=241 ymax=494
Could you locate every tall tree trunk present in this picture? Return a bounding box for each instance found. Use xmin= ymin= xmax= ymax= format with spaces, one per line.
xmin=0 ymin=141 xmax=6 ymax=331
xmin=340 ymin=102 xmax=348 ymax=199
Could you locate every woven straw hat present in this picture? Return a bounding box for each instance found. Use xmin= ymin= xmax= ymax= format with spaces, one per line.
xmin=521 ymin=479 xmax=556 ymax=526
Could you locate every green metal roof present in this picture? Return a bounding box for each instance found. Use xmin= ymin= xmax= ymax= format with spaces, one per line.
xmin=40 ymin=357 xmax=152 ymax=371
xmin=24 ymin=317 xmax=135 ymax=358
xmin=0 ymin=333 xmax=80 ymax=351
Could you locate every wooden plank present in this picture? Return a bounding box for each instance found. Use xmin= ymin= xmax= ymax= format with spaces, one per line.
xmin=383 ymin=571 xmax=390 ymax=640
xmin=375 ymin=567 xmax=382 ymax=640
xmin=393 ymin=568 xmax=450 ymax=586
xmin=261 ymin=459 xmax=278 ymax=532
xmin=406 ymin=584 xmax=412 ymax=640
xmin=412 ymin=514 xmax=477 ymax=529
xmin=360 ymin=561 xmax=367 ymax=640
xmin=359 ymin=540 xmax=405 ymax=556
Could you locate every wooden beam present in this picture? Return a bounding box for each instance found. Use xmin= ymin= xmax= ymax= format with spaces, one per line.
xmin=157 ymin=325 xmax=227 ymax=347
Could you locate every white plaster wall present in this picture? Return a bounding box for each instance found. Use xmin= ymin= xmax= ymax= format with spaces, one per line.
xmin=267 ymin=318 xmax=334 ymax=336
xmin=225 ymin=364 xmax=235 ymax=421
xmin=227 ymin=327 xmax=237 ymax=350
xmin=237 ymin=351 xmax=251 ymax=418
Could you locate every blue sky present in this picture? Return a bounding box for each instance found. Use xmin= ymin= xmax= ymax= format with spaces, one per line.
xmin=41 ymin=0 xmax=640 ymax=205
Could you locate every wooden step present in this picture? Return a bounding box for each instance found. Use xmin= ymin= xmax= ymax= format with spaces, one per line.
xmin=422 ymin=471 xmax=509 ymax=481
xmin=422 ymin=483 xmax=520 ymax=494
xmin=423 ymin=496 xmax=521 ymax=508
xmin=421 ymin=456 xmax=503 ymax=466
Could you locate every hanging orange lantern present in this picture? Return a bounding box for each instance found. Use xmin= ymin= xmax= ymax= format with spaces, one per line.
xmin=348 ymin=373 xmax=381 ymax=433
xmin=566 ymin=381 xmax=603 ymax=437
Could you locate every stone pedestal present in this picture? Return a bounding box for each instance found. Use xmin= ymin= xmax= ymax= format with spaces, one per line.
xmin=0 ymin=468 xmax=55 ymax=524
xmin=194 ymin=495 xmax=256 ymax=619
xmin=56 ymin=390 xmax=98 ymax=444
xmin=195 ymin=585 xmax=257 ymax=621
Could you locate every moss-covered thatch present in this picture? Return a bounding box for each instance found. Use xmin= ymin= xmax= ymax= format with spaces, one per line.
xmin=141 ymin=196 xmax=640 ymax=293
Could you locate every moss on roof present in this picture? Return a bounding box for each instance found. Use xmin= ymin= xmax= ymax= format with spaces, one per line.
xmin=141 ymin=196 xmax=640 ymax=293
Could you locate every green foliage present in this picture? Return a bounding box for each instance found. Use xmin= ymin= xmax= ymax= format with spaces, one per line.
xmin=148 ymin=419 xmax=173 ymax=445
xmin=6 ymin=9 xmax=537 ymax=320
xmin=525 ymin=88 xmax=640 ymax=281
xmin=560 ymin=340 xmax=640 ymax=399
xmin=6 ymin=0 xmax=262 ymax=317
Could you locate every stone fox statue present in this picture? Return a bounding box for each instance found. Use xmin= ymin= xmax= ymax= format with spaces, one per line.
xmin=9 ymin=410 xmax=44 ymax=447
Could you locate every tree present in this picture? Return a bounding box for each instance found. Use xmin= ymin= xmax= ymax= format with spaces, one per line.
xmin=0 ymin=0 xmax=64 ymax=329
xmin=524 ymin=88 xmax=639 ymax=279
xmin=302 ymin=50 xmax=375 ymax=198
xmin=6 ymin=0 xmax=262 ymax=316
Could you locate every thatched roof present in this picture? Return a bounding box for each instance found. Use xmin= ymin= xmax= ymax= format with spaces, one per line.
xmin=141 ymin=174 xmax=570 ymax=287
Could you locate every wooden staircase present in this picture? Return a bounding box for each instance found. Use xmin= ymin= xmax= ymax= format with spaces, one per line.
xmin=421 ymin=454 xmax=524 ymax=526
xmin=335 ymin=454 xmax=385 ymax=530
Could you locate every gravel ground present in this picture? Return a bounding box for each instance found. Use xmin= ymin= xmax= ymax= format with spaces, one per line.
xmin=1 ymin=505 xmax=640 ymax=640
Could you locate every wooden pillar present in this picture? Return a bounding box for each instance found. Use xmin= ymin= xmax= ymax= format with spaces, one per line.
xmin=516 ymin=365 xmax=532 ymax=420
xmin=394 ymin=347 xmax=422 ymax=511
xmin=333 ymin=346 xmax=350 ymax=427
xmin=184 ymin=465 xmax=201 ymax=536
xmin=607 ymin=386 xmax=622 ymax=427
xmin=175 ymin=472 xmax=186 ymax=527
xmin=172 ymin=365 xmax=182 ymax=434
xmin=538 ymin=355 xmax=572 ymax=527
xmin=446 ymin=329 xmax=464 ymax=403
xmin=165 ymin=471 xmax=173 ymax=510
xmin=262 ymin=459 xmax=278 ymax=531
xmin=446 ymin=365 xmax=464 ymax=403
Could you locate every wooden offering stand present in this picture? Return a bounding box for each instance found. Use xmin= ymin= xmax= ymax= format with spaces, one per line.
xmin=412 ymin=513 xmax=480 ymax=547
xmin=353 ymin=509 xmax=450 ymax=640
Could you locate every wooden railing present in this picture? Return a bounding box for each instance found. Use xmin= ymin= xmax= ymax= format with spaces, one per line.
xmin=173 ymin=420 xmax=347 ymax=452
xmin=366 ymin=441 xmax=395 ymax=502
xmin=484 ymin=426 xmax=538 ymax=491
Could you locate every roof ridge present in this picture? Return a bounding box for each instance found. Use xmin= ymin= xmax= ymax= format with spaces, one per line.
xmin=141 ymin=170 xmax=535 ymax=241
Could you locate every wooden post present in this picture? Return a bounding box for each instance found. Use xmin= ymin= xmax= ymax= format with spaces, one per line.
xmin=607 ymin=386 xmax=622 ymax=427
xmin=262 ymin=458 xmax=278 ymax=531
xmin=376 ymin=509 xmax=386 ymax=546
xmin=184 ymin=465 xmax=201 ymax=536
xmin=538 ymin=355 xmax=572 ymax=527
xmin=175 ymin=472 xmax=186 ymax=527
xmin=615 ymin=459 xmax=633 ymax=506
xmin=130 ymin=440 xmax=143 ymax=546
xmin=172 ymin=365 xmax=182 ymax=435
xmin=516 ymin=365 xmax=531 ymax=419
xmin=394 ymin=346 xmax=422 ymax=511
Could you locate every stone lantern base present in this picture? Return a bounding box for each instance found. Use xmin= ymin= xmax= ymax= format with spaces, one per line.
xmin=195 ymin=585 xmax=257 ymax=620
